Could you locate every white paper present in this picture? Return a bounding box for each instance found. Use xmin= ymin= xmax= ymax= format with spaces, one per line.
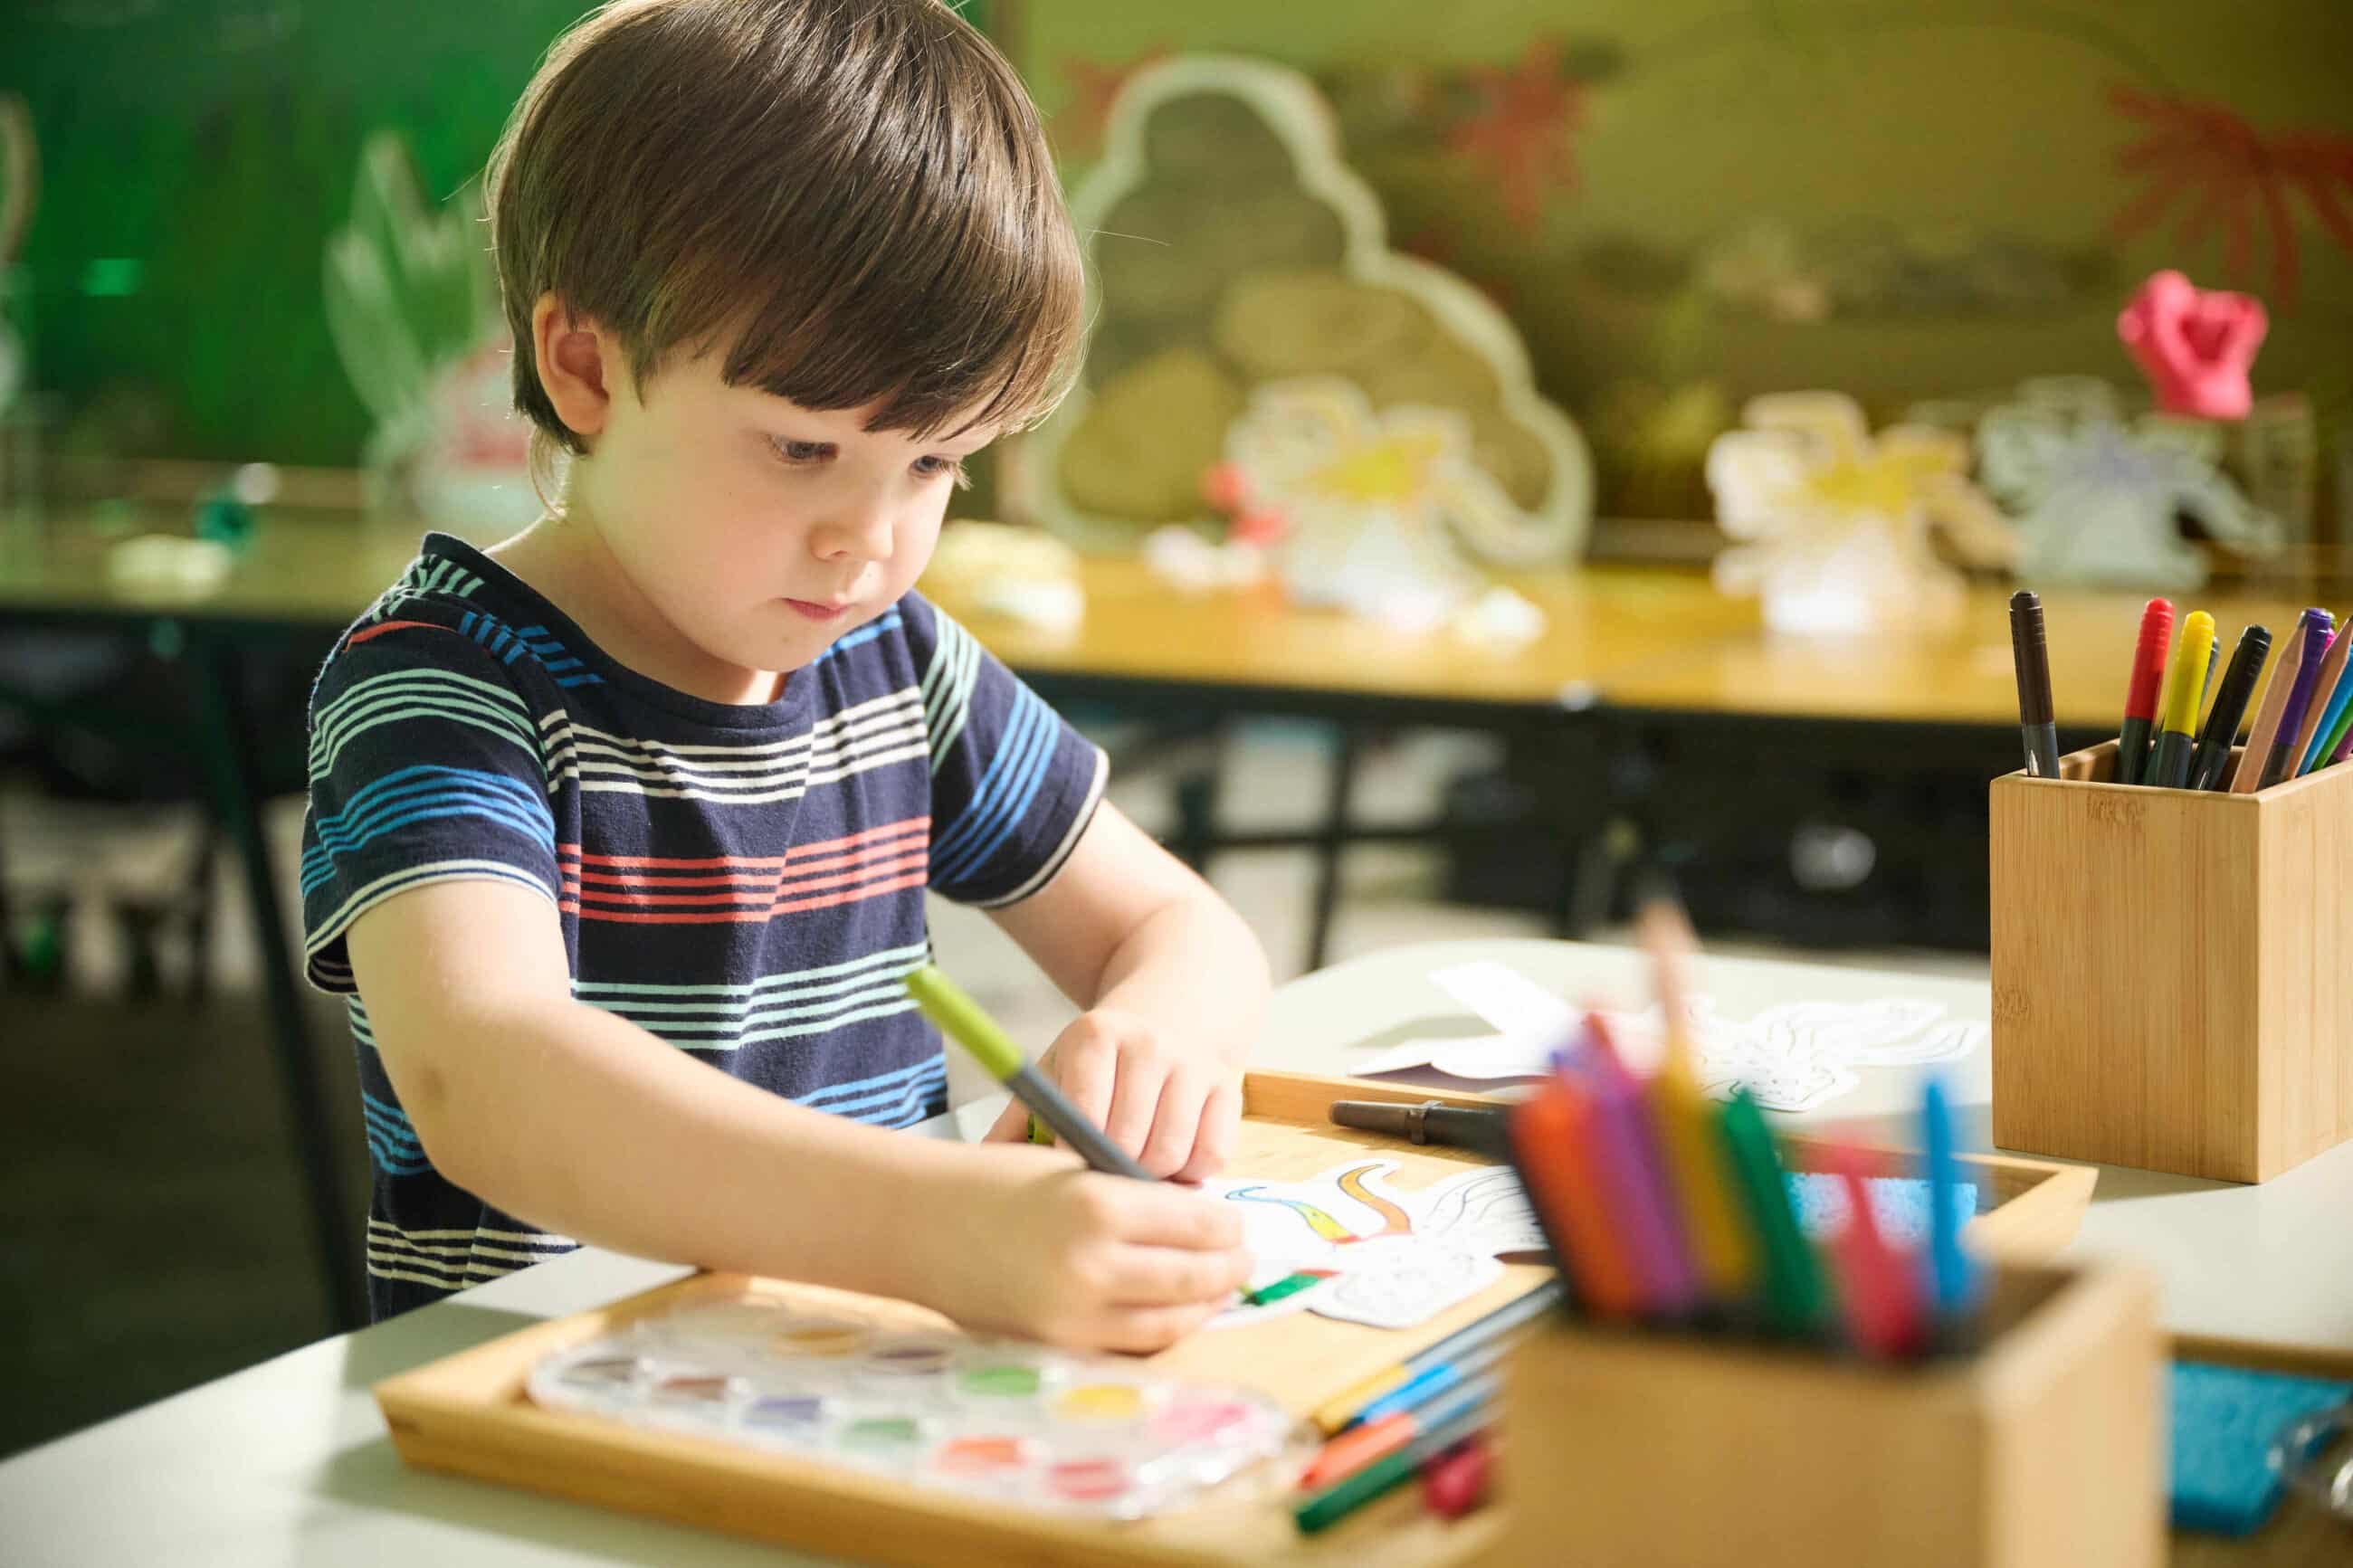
xmin=1428 ymin=960 xmax=1580 ymax=1045
xmin=1354 ymin=965 xmax=1985 ymax=1114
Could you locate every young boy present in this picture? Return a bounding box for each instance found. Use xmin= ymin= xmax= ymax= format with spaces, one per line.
xmin=300 ymin=0 xmax=1269 ymax=1348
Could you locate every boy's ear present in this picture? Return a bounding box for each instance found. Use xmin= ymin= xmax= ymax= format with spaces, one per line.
xmin=532 ymin=294 xmax=617 ymax=442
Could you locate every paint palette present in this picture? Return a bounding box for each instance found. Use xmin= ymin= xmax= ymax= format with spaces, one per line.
xmin=526 ymin=1293 xmax=1310 ymax=1520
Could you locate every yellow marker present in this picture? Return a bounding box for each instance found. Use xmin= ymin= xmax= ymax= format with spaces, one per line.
xmin=2146 ymin=611 xmax=2215 ymax=788
xmin=1310 ymin=1367 xmax=1412 ymax=1435
xmin=1639 ymin=898 xmax=1758 ymax=1299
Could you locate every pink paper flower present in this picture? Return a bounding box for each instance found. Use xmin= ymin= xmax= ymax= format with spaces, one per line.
xmin=2117 ymin=270 xmax=2267 ymax=420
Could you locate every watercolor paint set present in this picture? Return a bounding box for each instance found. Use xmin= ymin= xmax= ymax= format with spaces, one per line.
xmin=524 ymin=1292 xmax=1309 ymax=1519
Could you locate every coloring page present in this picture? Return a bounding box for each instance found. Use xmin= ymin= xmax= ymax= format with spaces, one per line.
xmin=1196 ymin=1160 xmax=1541 ymax=1331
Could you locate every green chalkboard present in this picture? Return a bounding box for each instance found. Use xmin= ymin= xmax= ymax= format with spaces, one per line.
xmin=1 ymin=0 xmax=1004 ymax=467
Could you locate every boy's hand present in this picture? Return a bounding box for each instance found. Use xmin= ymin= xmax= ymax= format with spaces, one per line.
xmin=925 ymin=1145 xmax=1253 ymax=1351
xmin=983 ymin=1007 xmax=1243 ymax=1181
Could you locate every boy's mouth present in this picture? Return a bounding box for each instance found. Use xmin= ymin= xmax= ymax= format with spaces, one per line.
xmin=784 ymin=598 xmax=853 ymax=622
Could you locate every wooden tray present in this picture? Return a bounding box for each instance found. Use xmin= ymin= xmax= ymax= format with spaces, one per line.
xmin=2172 ymin=1336 xmax=2353 ymax=1567
xmin=374 ymin=1070 xmax=2094 ymax=1568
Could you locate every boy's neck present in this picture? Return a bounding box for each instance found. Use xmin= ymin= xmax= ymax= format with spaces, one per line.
xmin=486 ymin=515 xmax=789 ymax=706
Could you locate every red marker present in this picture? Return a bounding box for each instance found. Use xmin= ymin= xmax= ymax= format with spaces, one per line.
xmin=1509 ymin=1079 xmax=1644 ymax=1319
xmin=1419 ymin=1434 xmax=1494 ymax=1520
xmin=1826 ymin=1147 xmax=1926 ymax=1360
xmin=2117 ymin=597 xmax=2174 ymax=784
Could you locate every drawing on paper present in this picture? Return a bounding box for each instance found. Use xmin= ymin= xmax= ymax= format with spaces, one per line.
xmin=1200 ymin=1160 xmax=1540 ymax=1331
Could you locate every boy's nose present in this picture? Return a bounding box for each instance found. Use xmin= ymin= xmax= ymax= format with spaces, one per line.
xmin=812 ymin=501 xmax=895 ymax=564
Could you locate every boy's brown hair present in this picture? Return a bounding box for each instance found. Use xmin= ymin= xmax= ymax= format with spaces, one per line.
xmin=486 ymin=0 xmax=1084 ymax=480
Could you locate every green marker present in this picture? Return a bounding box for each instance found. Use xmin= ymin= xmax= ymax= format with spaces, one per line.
xmin=1294 ymin=1402 xmax=1487 ymax=1535
xmin=1717 ymin=1088 xmax=1827 ymax=1336
xmin=1241 ymin=1269 xmax=1331 ymax=1307
xmin=903 ymin=965 xmax=1154 ymax=1181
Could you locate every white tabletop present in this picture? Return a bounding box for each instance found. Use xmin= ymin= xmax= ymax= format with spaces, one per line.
xmin=1266 ymin=939 xmax=2353 ymax=1352
xmin=6 ymin=939 xmax=2348 ymax=1566
xmin=0 ymin=1100 xmax=1004 ymax=1568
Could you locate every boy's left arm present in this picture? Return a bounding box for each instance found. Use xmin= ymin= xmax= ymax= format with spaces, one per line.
xmin=985 ymin=802 xmax=1270 ymax=1180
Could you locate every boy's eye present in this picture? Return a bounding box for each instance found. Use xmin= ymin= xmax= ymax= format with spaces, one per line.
xmin=913 ymin=454 xmax=972 ymax=489
xmin=772 ymin=438 xmax=834 ymax=464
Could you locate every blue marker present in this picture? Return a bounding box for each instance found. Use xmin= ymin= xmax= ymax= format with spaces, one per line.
xmin=1348 ymin=1361 xmax=1467 ymax=1429
xmin=1921 ymin=1077 xmax=1978 ymax=1316
xmin=2300 ymin=657 xmax=2353 ymax=775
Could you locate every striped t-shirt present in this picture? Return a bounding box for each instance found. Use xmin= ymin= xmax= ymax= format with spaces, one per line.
xmin=299 ymin=534 xmax=1106 ymax=1319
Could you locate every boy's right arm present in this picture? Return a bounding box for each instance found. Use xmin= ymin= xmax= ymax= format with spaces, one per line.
xmin=346 ymin=880 xmax=1252 ymax=1350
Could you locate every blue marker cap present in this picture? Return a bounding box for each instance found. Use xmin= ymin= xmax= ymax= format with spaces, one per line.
xmin=1921 ymin=1077 xmax=1978 ymax=1316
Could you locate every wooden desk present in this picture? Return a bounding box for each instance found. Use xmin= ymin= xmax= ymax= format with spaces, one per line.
xmin=1599 ymin=582 xmax=2326 ymax=730
xmin=922 ymin=556 xmax=1755 ymax=713
xmin=2 ymin=518 xmax=1748 ymax=707
xmin=0 ymin=514 xmax=431 ymax=630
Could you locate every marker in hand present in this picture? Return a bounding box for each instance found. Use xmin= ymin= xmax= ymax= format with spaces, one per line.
xmin=904 ymin=964 xmax=1154 ymax=1181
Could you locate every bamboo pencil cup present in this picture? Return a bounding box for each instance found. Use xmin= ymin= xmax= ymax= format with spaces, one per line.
xmin=1491 ymin=1262 xmax=2163 ymax=1568
xmin=1990 ymin=740 xmax=2353 ymax=1182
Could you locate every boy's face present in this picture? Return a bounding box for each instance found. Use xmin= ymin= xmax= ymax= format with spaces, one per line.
xmin=569 ymin=346 xmax=996 ymax=680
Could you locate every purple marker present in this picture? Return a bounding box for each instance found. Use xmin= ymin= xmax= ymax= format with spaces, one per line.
xmin=2260 ymin=609 xmax=2335 ymax=788
xmin=1569 ymin=1027 xmax=1701 ymax=1318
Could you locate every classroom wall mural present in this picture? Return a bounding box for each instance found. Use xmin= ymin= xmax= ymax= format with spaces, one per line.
xmin=1002 ymin=53 xmax=1594 ymax=627
xmin=1015 ymin=0 xmax=2353 ymax=537
xmin=4 ymin=0 xmax=2348 ymax=544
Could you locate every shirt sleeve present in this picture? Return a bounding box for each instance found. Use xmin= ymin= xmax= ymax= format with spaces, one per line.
xmin=300 ymin=616 xmax=563 ymax=992
xmin=903 ymin=592 xmax=1108 ymax=908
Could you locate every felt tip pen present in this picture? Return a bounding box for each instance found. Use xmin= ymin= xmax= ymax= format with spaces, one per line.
xmin=2298 ymin=639 xmax=2353 ymax=776
xmin=2009 ymin=590 xmax=2060 ymax=778
xmin=1920 ymin=1077 xmax=1979 ymax=1318
xmin=902 ymin=965 xmax=1153 ymax=1181
xmin=1298 ymin=1373 xmax=1499 ymax=1491
xmin=1328 ymin=1099 xmax=1507 ymax=1155
xmin=2230 ymin=615 xmax=2309 ymax=794
xmin=2316 ymin=668 xmax=2353 ymax=773
xmin=1293 ymin=1401 xmax=1491 ymax=1535
xmin=2188 ymin=624 xmax=2269 ymax=791
xmin=1826 ymin=1147 xmax=1927 ymax=1360
xmin=2146 ymin=611 xmax=2214 ymax=789
xmin=2258 ymin=611 xmax=2334 ymax=789
xmin=1718 ymin=1088 xmax=1826 ymax=1336
xmin=2291 ymin=611 xmax=2353 ymax=766
xmin=2115 ymin=598 xmax=2173 ymax=785
xmin=1316 ymin=1281 xmax=1567 ymax=1434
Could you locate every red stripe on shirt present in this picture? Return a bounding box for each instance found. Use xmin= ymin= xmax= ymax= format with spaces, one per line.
xmin=347 ymin=619 xmax=451 ymax=647
xmin=553 ymin=816 xmax=929 ymax=871
xmin=562 ymin=869 xmax=929 ymax=924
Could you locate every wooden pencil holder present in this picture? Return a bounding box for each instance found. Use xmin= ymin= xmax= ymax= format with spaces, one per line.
xmin=1990 ymin=740 xmax=2353 ymax=1182
xmin=1491 ymin=1262 xmax=2163 ymax=1568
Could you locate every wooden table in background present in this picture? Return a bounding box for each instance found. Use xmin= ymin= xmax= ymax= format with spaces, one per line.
xmin=1601 ymin=582 xmax=2322 ymax=730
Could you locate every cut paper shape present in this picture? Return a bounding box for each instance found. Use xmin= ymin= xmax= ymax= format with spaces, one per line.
xmin=1352 ymin=966 xmax=1983 ymax=1114
xmin=1977 ymin=376 xmax=2283 ymax=591
xmin=1009 ymin=54 xmax=1591 ymax=564
xmin=1199 ymin=1161 xmax=1543 ymax=1331
xmin=324 ymin=131 xmax=536 ymax=534
xmin=1311 ymin=1239 xmax=1503 ymax=1331
xmin=1429 ymin=960 xmax=1579 ymax=1048
xmin=1707 ymin=391 xmax=2017 ymax=635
